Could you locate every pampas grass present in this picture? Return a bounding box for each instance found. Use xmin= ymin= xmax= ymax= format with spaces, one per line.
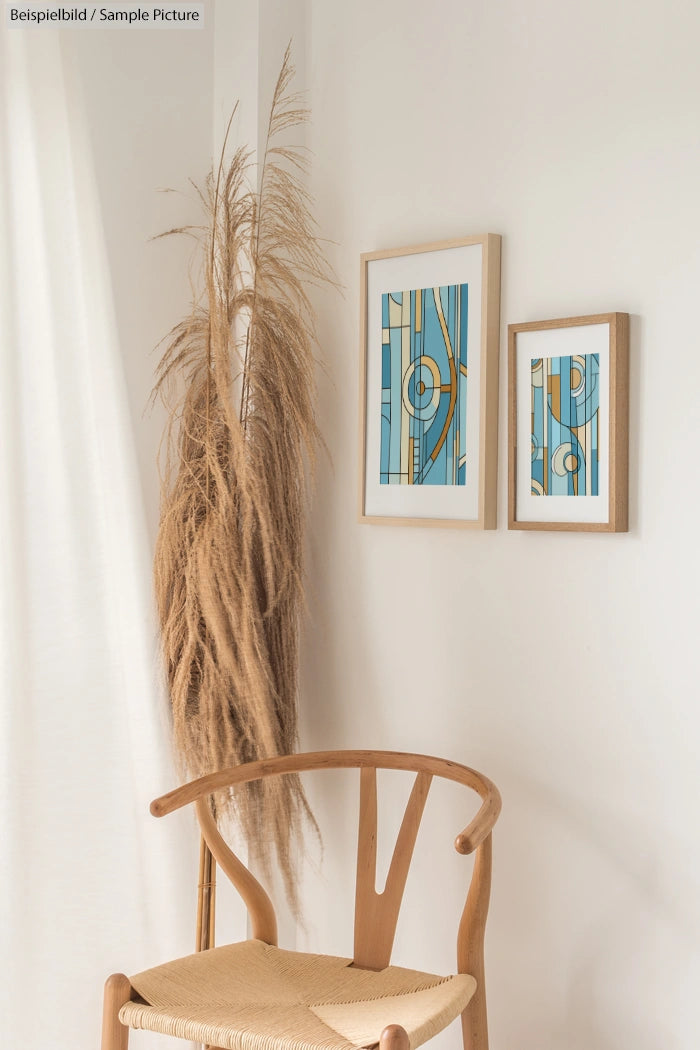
xmin=153 ymin=49 xmax=331 ymax=908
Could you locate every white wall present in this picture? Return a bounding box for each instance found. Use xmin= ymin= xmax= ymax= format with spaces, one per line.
xmin=296 ymin=1 xmax=700 ymax=1048
xmin=67 ymin=1 xmax=700 ymax=1047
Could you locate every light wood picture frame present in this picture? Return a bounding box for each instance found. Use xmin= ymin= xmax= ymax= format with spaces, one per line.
xmin=359 ymin=234 xmax=501 ymax=528
xmin=508 ymin=313 xmax=629 ymax=532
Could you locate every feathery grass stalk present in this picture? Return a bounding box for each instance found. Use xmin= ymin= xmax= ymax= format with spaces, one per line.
xmin=152 ymin=49 xmax=331 ymax=909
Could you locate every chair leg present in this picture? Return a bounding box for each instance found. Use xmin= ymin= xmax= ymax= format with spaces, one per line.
xmin=380 ymin=1025 xmax=410 ymax=1050
xmin=101 ymin=973 xmax=132 ymax=1050
xmin=461 ymin=974 xmax=488 ymax=1050
xmin=457 ymin=835 xmax=492 ymax=1050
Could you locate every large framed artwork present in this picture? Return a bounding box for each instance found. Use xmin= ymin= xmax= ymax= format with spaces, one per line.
xmin=508 ymin=313 xmax=629 ymax=532
xmin=359 ymin=235 xmax=501 ymax=528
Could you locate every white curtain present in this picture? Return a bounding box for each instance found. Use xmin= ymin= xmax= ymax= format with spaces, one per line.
xmin=0 ymin=24 xmax=193 ymax=1050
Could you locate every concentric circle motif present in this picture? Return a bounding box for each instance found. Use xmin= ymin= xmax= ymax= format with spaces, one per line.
xmin=531 ymin=359 xmax=544 ymax=387
xmin=569 ymin=355 xmax=586 ymax=397
xmin=401 ymin=356 xmax=442 ymax=422
xmin=552 ymin=442 xmax=579 ymax=478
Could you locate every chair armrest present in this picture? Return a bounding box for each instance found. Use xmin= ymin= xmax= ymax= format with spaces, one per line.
xmin=454 ymin=789 xmax=501 ymax=854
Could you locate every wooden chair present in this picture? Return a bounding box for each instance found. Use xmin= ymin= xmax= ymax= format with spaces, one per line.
xmin=101 ymin=750 xmax=501 ymax=1050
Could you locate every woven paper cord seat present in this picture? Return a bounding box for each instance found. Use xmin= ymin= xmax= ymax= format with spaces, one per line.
xmin=121 ymin=939 xmax=475 ymax=1050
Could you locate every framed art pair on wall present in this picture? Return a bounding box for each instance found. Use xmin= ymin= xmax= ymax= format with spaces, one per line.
xmin=358 ymin=235 xmax=629 ymax=533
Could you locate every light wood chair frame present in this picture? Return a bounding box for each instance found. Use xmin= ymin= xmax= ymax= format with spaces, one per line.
xmin=101 ymin=750 xmax=501 ymax=1050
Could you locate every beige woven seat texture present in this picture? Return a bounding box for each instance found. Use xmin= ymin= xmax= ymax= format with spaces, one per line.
xmin=120 ymin=938 xmax=476 ymax=1050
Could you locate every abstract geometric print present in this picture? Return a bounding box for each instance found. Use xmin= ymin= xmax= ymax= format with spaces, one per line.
xmin=379 ymin=284 xmax=468 ymax=486
xmin=531 ymin=353 xmax=600 ymax=496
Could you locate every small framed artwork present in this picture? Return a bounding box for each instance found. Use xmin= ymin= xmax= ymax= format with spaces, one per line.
xmin=359 ymin=234 xmax=501 ymax=528
xmin=508 ymin=313 xmax=629 ymax=532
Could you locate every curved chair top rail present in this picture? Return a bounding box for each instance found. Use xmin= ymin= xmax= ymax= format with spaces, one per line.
xmin=151 ymin=749 xmax=501 ymax=855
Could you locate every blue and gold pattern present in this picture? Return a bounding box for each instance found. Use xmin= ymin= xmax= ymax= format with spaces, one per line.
xmin=531 ymin=353 xmax=600 ymax=496
xmin=379 ymin=284 xmax=468 ymax=486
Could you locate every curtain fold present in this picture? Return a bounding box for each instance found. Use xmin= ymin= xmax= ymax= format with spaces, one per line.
xmin=0 ymin=24 xmax=192 ymax=1050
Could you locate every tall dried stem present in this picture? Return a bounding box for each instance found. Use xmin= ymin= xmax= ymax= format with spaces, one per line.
xmin=153 ymin=48 xmax=331 ymax=908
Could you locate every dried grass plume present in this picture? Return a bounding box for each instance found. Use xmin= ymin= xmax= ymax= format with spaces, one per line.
xmin=153 ymin=49 xmax=332 ymax=907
